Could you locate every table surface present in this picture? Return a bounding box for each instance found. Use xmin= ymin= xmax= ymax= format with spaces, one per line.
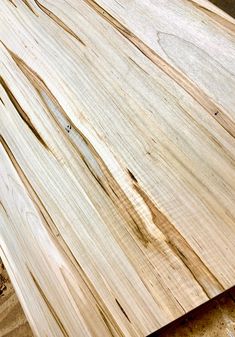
xmin=1 ymin=263 xmax=235 ymax=337
xmin=0 ymin=0 xmax=235 ymax=336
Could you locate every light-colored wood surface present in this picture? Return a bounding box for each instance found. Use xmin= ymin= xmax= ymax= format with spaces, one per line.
xmin=91 ymin=0 xmax=235 ymax=127
xmin=1 ymin=263 xmax=235 ymax=337
xmin=0 ymin=0 xmax=235 ymax=336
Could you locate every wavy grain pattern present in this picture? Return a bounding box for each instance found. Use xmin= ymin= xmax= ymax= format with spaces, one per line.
xmin=0 ymin=0 xmax=235 ymax=336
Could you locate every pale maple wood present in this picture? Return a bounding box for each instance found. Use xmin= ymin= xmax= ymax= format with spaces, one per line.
xmin=0 ymin=0 xmax=235 ymax=336
xmin=91 ymin=0 xmax=235 ymax=123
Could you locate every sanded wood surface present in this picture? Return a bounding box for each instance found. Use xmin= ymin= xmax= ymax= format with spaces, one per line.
xmin=1 ymin=263 xmax=235 ymax=337
xmin=0 ymin=0 xmax=235 ymax=336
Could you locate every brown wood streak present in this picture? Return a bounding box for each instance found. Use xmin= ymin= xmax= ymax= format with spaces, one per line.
xmin=0 ymin=137 xmax=60 ymax=239
xmin=96 ymin=308 xmax=118 ymax=337
xmin=1 ymin=46 xmax=225 ymax=297
xmin=59 ymin=268 xmax=126 ymax=337
xmin=0 ymin=76 xmax=48 ymax=149
xmin=128 ymin=56 xmax=149 ymax=75
xmin=0 ymin=201 xmax=8 ymax=215
xmin=26 ymin=267 xmax=70 ymax=337
xmin=7 ymin=0 xmax=17 ymax=8
xmin=0 ymin=135 xmax=51 ymax=225
xmin=59 ymin=250 xmax=127 ymax=337
xmin=57 ymin=244 xmax=127 ymax=337
xmin=83 ymin=0 xmax=235 ymax=138
xmin=127 ymin=172 xmax=224 ymax=297
xmin=2 ymin=46 xmax=226 ymax=299
xmin=0 ymin=136 xmax=128 ymax=337
xmin=22 ymin=0 xmax=39 ymax=16
xmin=115 ymin=299 xmax=131 ymax=323
xmin=3 ymin=46 xmax=151 ymax=246
xmin=189 ymin=0 xmax=235 ymax=33
xmin=34 ymin=0 xmax=86 ymax=45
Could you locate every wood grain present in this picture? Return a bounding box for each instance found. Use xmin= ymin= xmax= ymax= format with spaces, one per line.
xmin=89 ymin=0 xmax=235 ymax=129
xmin=0 ymin=0 xmax=235 ymax=336
xmin=1 ymin=262 xmax=235 ymax=337
xmin=2 ymin=263 xmax=235 ymax=337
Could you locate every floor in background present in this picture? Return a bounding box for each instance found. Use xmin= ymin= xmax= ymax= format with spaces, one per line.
xmin=209 ymin=0 xmax=235 ymax=17
xmin=0 ymin=262 xmax=32 ymax=337
xmin=155 ymin=288 xmax=235 ymax=337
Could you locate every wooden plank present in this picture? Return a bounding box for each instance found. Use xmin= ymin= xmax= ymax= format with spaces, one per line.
xmin=0 ymin=142 xmax=121 ymax=337
xmin=87 ymin=0 xmax=235 ymax=132
xmin=2 ymin=262 xmax=235 ymax=337
xmin=0 ymin=0 xmax=235 ymax=336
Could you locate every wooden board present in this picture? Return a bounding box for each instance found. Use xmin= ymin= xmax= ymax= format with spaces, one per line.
xmin=2 ymin=262 xmax=235 ymax=337
xmin=89 ymin=0 xmax=235 ymax=130
xmin=0 ymin=0 xmax=235 ymax=336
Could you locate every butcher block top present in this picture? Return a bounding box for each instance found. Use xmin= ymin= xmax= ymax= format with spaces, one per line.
xmin=0 ymin=0 xmax=235 ymax=336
